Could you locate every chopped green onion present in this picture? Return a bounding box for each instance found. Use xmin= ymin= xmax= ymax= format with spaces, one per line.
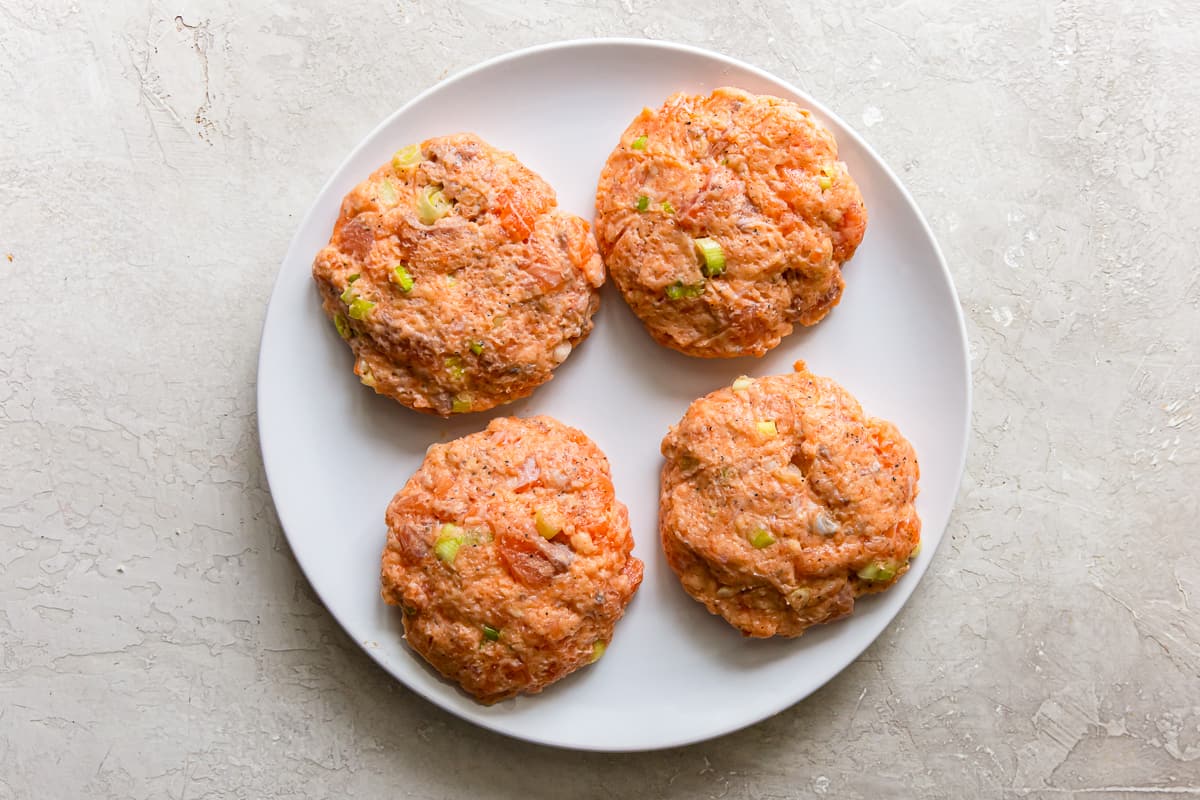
xmin=630 ymin=135 xmax=648 ymax=150
xmin=392 ymin=143 xmax=423 ymax=172
xmin=857 ymin=561 xmax=898 ymax=581
xmin=665 ymin=280 xmax=705 ymax=300
xmin=732 ymin=375 xmax=753 ymax=391
xmin=748 ymin=527 xmax=775 ymax=548
xmin=787 ymin=587 xmax=812 ymax=608
xmin=482 ymin=624 xmax=501 ymax=642
xmin=694 ymin=237 xmax=726 ymax=277
xmin=333 ymin=312 xmax=351 ymax=340
xmin=535 ymin=508 xmax=563 ymax=540
xmin=360 ymin=367 xmax=376 ymax=388
xmin=468 ymin=340 xmax=484 ymax=355
xmin=391 ymin=264 xmax=414 ymax=292
xmin=434 ymin=524 xmax=464 ymax=562
xmin=446 ymin=274 xmax=458 ymax=287
xmin=434 ymin=536 xmax=461 ymax=562
xmin=348 ymin=297 xmax=375 ymax=320
xmin=340 ymin=284 xmax=357 ymax=304
xmin=376 ymin=179 xmax=399 ymax=205
xmin=451 ymin=395 xmax=472 ymax=414
xmin=636 ymin=195 xmax=649 ymax=212
xmin=756 ymin=419 xmax=777 ymax=437
xmin=909 ymin=541 xmax=922 ymax=560
xmin=417 ymin=184 xmax=452 ymax=224
xmin=347 ymin=273 xmax=361 ymax=284
xmin=819 ymin=165 xmax=835 ymax=191
xmin=445 ymin=356 xmax=465 ymax=381
xmin=660 ymin=200 xmax=675 ymax=215
xmin=590 ymin=641 xmax=607 ymax=663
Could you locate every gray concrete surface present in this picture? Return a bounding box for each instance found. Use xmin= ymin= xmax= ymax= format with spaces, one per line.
xmin=2 ymin=1 xmax=1198 ymax=797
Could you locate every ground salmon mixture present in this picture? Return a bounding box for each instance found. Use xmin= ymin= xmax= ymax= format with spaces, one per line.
xmin=659 ymin=362 xmax=919 ymax=637
xmin=381 ymin=416 xmax=643 ymax=703
xmin=314 ymin=134 xmax=604 ymax=416
xmin=595 ymin=87 xmax=867 ymax=358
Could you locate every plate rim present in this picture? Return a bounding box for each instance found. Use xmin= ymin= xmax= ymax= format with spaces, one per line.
xmin=256 ymin=36 xmax=972 ymax=752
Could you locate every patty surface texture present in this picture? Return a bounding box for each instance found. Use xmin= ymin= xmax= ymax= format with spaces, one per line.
xmin=659 ymin=362 xmax=919 ymax=637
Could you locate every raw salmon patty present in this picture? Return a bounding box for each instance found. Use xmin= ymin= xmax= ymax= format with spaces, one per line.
xmin=594 ymin=87 xmax=867 ymax=358
xmin=313 ymin=133 xmax=604 ymax=416
xmin=381 ymin=416 xmax=643 ymax=703
xmin=659 ymin=363 xmax=920 ymax=637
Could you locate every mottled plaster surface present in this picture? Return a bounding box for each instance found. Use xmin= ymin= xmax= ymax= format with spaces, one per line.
xmin=1 ymin=1 xmax=1198 ymax=798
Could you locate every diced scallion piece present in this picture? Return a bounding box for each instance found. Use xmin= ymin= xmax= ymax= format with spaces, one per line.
xmin=434 ymin=523 xmax=465 ymax=563
xmin=482 ymin=624 xmax=500 ymax=642
xmin=857 ymin=561 xmax=898 ymax=581
xmin=660 ymin=200 xmax=675 ymax=215
xmin=787 ymin=587 xmax=812 ymax=608
xmin=909 ymin=541 xmax=922 ymax=560
xmin=665 ymin=280 xmax=705 ymax=300
xmin=748 ymin=527 xmax=775 ymax=548
xmin=451 ymin=395 xmax=472 ymax=414
xmin=377 ymin=179 xmax=399 ymax=205
xmin=636 ymin=195 xmax=649 ymax=212
xmin=348 ymin=298 xmax=375 ymax=320
xmin=756 ymin=419 xmax=777 ymax=437
xmin=333 ymin=312 xmax=351 ymax=340
xmin=445 ymin=356 xmax=465 ymax=381
xmin=819 ymin=165 xmax=835 ymax=190
xmin=340 ymin=284 xmax=357 ymax=304
xmin=535 ymin=508 xmax=563 ymax=540
xmin=468 ymin=340 xmax=484 ymax=355
xmin=732 ymin=375 xmax=753 ymax=391
xmin=392 ymin=143 xmax=423 ymax=172
xmin=694 ymin=237 xmax=726 ymax=277
xmin=347 ymin=273 xmax=361 ymax=284
xmin=417 ymin=184 xmax=452 ymax=224
xmin=590 ymin=641 xmax=607 ymax=663
xmin=391 ymin=264 xmax=414 ymax=292
xmin=359 ymin=367 xmax=376 ymax=388
xmin=630 ymin=135 xmax=648 ymax=150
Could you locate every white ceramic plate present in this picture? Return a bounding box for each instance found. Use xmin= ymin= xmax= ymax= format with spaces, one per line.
xmin=258 ymin=39 xmax=969 ymax=752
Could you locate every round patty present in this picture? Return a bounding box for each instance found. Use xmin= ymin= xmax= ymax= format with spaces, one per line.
xmin=381 ymin=415 xmax=643 ymax=703
xmin=659 ymin=362 xmax=919 ymax=638
xmin=313 ymin=133 xmax=604 ymax=416
xmin=594 ymin=87 xmax=867 ymax=358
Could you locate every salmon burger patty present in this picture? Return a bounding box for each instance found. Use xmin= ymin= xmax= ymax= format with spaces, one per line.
xmin=313 ymin=133 xmax=604 ymax=416
xmin=659 ymin=362 xmax=919 ymax=638
xmin=381 ymin=415 xmax=643 ymax=703
xmin=594 ymin=87 xmax=867 ymax=358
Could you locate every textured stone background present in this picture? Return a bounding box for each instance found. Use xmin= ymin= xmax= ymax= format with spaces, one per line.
xmin=2 ymin=1 xmax=1198 ymax=798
